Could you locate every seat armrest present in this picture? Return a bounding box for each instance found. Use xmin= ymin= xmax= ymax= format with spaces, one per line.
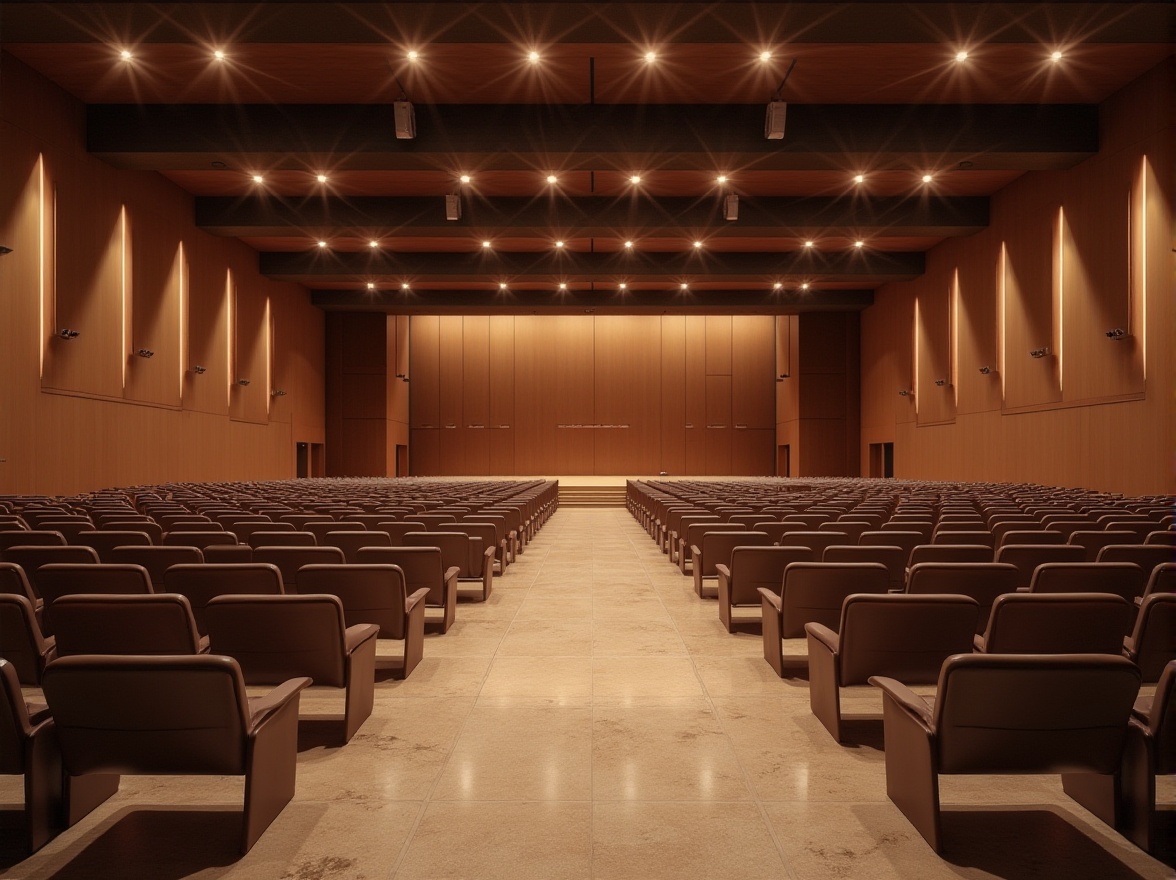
xmin=345 ymin=623 xmax=381 ymax=653
xmin=405 ymin=587 xmax=430 ymax=613
xmin=443 ymin=565 xmax=461 ymax=584
xmin=757 ymin=586 xmax=783 ymax=612
xmin=482 ymin=546 xmax=496 ymax=564
xmin=804 ymin=622 xmax=839 ymax=653
xmin=973 ymin=633 xmax=986 ymax=652
xmin=690 ymin=544 xmax=701 ymax=560
xmin=868 ymin=676 xmax=934 ymax=729
xmin=1134 ymin=596 xmax=1142 ymax=608
xmin=248 ymin=677 xmax=312 ymax=730
xmin=714 ymin=563 xmax=731 ymax=579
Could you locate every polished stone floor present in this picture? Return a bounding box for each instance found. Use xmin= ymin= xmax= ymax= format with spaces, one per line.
xmin=2 ymin=508 xmax=1173 ymax=879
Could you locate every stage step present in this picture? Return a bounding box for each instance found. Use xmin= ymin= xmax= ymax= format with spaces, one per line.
xmin=558 ymin=485 xmax=627 ymax=507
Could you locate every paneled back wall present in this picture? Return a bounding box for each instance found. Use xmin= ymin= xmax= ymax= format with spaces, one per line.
xmin=860 ymin=60 xmax=1174 ymax=495
xmin=0 ymin=53 xmax=326 ymax=496
xmin=408 ymin=315 xmax=776 ymax=476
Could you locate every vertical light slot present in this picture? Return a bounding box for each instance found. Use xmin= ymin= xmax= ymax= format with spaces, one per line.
xmin=177 ymin=243 xmax=186 ymax=398
xmin=1140 ymin=155 xmax=1148 ymax=378
xmin=121 ymin=206 xmax=130 ymax=389
xmin=997 ymin=243 xmax=1007 ymax=398
xmin=265 ymin=296 xmax=273 ymax=415
xmin=912 ymin=297 xmax=920 ymax=414
xmin=1054 ymin=207 xmax=1064 ymax=392
xmin=226 ymin=270 xmax=234 ymax=406
xmin=38 ymin=155 xmax=45 ymax=377
xmin=950 ymin=269 xmax=959 ymax=404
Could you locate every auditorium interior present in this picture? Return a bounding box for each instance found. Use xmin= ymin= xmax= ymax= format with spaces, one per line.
xmin=0 ymin=2 xmax=1173 ymax=878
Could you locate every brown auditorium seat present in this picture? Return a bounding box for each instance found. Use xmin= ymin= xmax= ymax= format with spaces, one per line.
xmin=203 ymin=544 xmax=254 ymax=563
xmin=994 ymin=543 xmax=1086 ymax=587
xmin=870 ymin=653 xmax=1141 ymax=854
xmin=37 ymin=522 xmax=93 ymax=542
xmin=297 ymin=564 xmax=429 ymax=679
xmin=759 ymin=562 xmax=891 ymax=678
xmin=108 ymin=545 xmax=204 ymax=585
xmin=678 ymin=522 xmax=745 ymax=574
xmin=1027 ymin=562 xmax=1147 ymax=603
xmin=246 ymin=530 xmax=317 ymax=549
xmin=205 ymin=594 xmax=379 ymax=743
xmin=806 ymin=593 xmax=979 ymax=742
xmin=780 ymin=531 xmax=849 ymax=560
xmin=906 ymin=562 xmax=1021 ymax=634
xmin=1068 ymin=530 xmax=1138 ymax=561
xmin=446 ymin=521 xmax=503 ymax=582
xmin=880 ymin=521 xmax=933 ymax=542
xmin=996 ymin=529 xmax=1065 ymax=549
xmin=691 ymin=531 xmax=772 ymax=599
xmin=859 ymin=531 xmax=923 ymax=565
xmin=907 ymin=544 xmax=994 ymax=568
xmin=76 ymin=529 xmax=153 ymax=561
xmin=1141 ymin=562 xmax=1176 ymax=600
xmin=252 ymin=546 xmax=345 ymax=592
xmin=716 ymin=545 xmax=812 ymax=633
xmin=416 ymin=513 xmax=458 ymax=530
xmin=51 ymin=592 xmax=207 ymax=656
xmin=278 ymin=513 xmax=335 ymax=529
xmin=319 ymin=529 xmax=392 ymax=563
xmin=374 ymin=520 xmax=431 ymax=547
xmin=0 ymin=531 xmax=66 ymax=550
xmin=0 ymin=562 xmax=44 ymax=622
xmin=162 ymin=563 xmax=285 ymax=634
xmin=34 ymin=561 xmax=153 ymax=634
xmin=974 ymin=592 xmax=1132 ymax=655
xmin=356 ymin=546 xmax=459 ymax=634
xmin=1145 ymin=530 xmax=1176 ymax=546
xmin=823 ymin=544 xmax=907 ymax=590
xmin=162 ymin=530 xmax=238 ymax=549
xmin=41 ymin=654 xmax=309 ymax=854
xmin=932 ymin=529 xmax=995 ymax=548
xmin=100 ymin=520 xmax=164 ymax=543
xmin=820 ymin=521 xmax=872 ymax=543
xmin=0 ymin=594 xmax=56 ymax=685
xmin=669 ymin=514 xmax=720 ymax=566
xmin=231 ymin=521 xmax=296 ymax=543
xmin=1123 ymin=593 xmax=1176 ymax=682
xmin=751 ymin=522 xmax=794 ymax=545
xmin=1096 ymin=544 xmax=1176 ymax=577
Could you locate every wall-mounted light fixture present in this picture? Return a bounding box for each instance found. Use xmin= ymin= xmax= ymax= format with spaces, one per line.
xmin=271 ymin=389 xmax=287 ymax=398
xmin=191 ymin=365 xmax=207 ymax=374
xmin=978 ymin=366 xmax=993 ymax=375
xmin=934 ymin=378 xmax=946 ymax=387
xmin=57 ymin=328 xmax=80 ymax=339
xmin=1105 ymin=328 xmax=1128 ymax=340
xmin=236 ymin=378 xmax=251 ymax=386
xmin=136 ymin=349 xmax=155 ymax=359
xmin=0 ymin=245 xmax=13 ymax=255
xmin=1029 ymin=347 xmax=1050 ymax=359
xmin=898 ymin=390 xmax=914 ymax=397
xmin=776 ymin=373 xmax=790 ymax=382
xmin=395 ymin=373 xmax=410 ymax=383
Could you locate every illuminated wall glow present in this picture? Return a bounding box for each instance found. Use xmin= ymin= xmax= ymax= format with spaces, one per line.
xmin=1140 ymin=155 xmax=1149 ymax=378
xmin=997 ymin=243 xmax=1007 ymax=398
xmin=950 ymin=269 xmax=959 ymax=404
xmin=120 ymin=205 xmax=130 ymax=389
xmin=1055 ymin=207 xmax=1065 ymax=392
xmin=265 ymin=296 xmax=273 ymax=415
xmin=912 ymin=297 xmax=920 ymax=414
xmin=38 ymin=155 xmax=45 ymax=377
xmin=177 ymin=243 xmax=187 ymax=398
xmin=226 ymin=270 xmax=234 ymax=406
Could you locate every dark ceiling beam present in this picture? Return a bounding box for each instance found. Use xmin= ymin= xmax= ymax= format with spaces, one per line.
xmin=196 ymin=195 xmax=989 ymax=238
xmin=260 ymin=249 xmax=923 ymax=283
xmin=88 ymin=104 xmax=1099 ymax=172
xmin=310 ymin=286 xmax=875 ymax=316
xmin=6 ymin=3 xmax=1170 ymax=45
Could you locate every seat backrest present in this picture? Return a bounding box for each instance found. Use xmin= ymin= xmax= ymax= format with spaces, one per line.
xmin=837 ymin=594 xmax=980 ymax=685
xmin=751 ymin=522 xmax=792 ymax=544
xmin=52 ymin=593 xmax=203 ymax=656
xmin=780 ymin=531 xmax=848 ymax=558
xmin=162 ymin=563 xmax=285 ymax=633
xmin=780 ymin=562 xmax=890 ymax=638
xmin=77 ymin=530 xmax=153 ymax=560
xmin=246 ymin=530 xmax=317 ymax=549
xmin=447 ymin=523 xmax=497 ymax=571
xmin=356 ymin=547 xmax=444 ymax=603
xmin=981 ymin=592 xmax=1132 ymax=654
xmin=1068 ymin=531 xmax=1137 ymax=561
xmin=36 ymin=564 xmax=153 ymax=635
xmin=108 ymin=545 xmax=204 ymax=585
xmin=994 ymin=544 xmax=1086 ymax=586
xmin=0 ymin=530 xmax=66 ymax=550
xmin=1145 ymin=660 xmax=1176 ymax=775
xmin=821 ymin=522 xmax=872 ymax=543
xmin=41 ymin=654 xmax=251 ymax=775
xmin=278 ymin=514 xmax=335 ymax=529
xmin=822 ymin=544 xmax=906 ymax=588
xmin=684 ymin=522 xmax=745 ymax=550
xmin=252 ymin=546 xmax=345 ymax=591
xmin=858 ymin=531 xmax=923 ymax=563
xmin=373 ymin=521 xmax=429 ymax=545
xmin=0 ymin=593 xmax=51 ymax=685
xmin=317 ymin=530 xmax=391 ymax=562
xmin=162 ymin=530 xmax=238 ymax=548
xmin=0 ymin=659 xmax=35 ymax=773
xmin=298 ymin=564 xmax=411 ymax=638
xmin=726 ymin=546 xmax=811 ymax=605
xmin=1095 ymin=544 xmax=1176 ymax=576
xmin=1145 ymin=530 xmax=1176 ymax=546
xmin=932 ymin=529 xmax=994 ymax=548
xmin=404 ymin=531 xmax=472 ymax=576
xmin=1143 ymin=562 xmax=1176 ymax=599
xmin=1027 ymin=562 xmax=1147 ymax=602
xmin=1129 ymin=594 xmax=1176 ymax=682
xmin=231 ymin=522 xmax=295 ymax=543
xmin=933 ymin=653 xmax=1141 ymax=775
xmin=100 ymin=521 xmax=164 ymax=543
xmin=908 ymin=544 xmax=994 ymax=567
xmin=881 ymin=521 xmax=933 ymax=542
xmin=205 ymin=594 xmax=347 ymax=687
xmin=698 ymin=531 xmax=771 ymax=577
xmin=417 ymin=513 xmax=458 ymax=530
xmin=906 ymin=562 xmax=1021 ymax=633
xmin=675 ymin=514 xmax=720 ymax=539
xmin=0 ymin=562 xmax=38 ymax=604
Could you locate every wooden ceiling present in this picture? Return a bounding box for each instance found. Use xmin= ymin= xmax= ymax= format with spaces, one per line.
xmin=4 ymin=1 xmax=1172 ymax=313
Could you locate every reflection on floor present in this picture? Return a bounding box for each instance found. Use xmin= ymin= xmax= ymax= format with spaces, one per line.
xmin=3 ymin=509 xmax=1173 ymax=879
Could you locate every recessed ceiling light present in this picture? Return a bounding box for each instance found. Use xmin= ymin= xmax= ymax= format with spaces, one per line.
xmin=317 ymin=240 xmax=328 ymax=248
xmin=716 ymin=174 xmax=728 ymax=185
xmin=629 ymin=174 xmax=642 ymax=185
xmin=1050 ymin=50 xmax=1064 ymax=63
xmin=366 ymin=282 xmax=376 ymax=290
xmin=407 ymin=50 xmax=420 ymax=62
xmin=618 ymin=283 xmax=627 ymax=290
xmin=955 ymin=50 xmax=969 ymax=62
xmin=801 ymin=282 xmax=810 ymax=290
xmin=759 ymin=51 xmax=772 ymax=63
xmin=624 ymin=240 xmax=634 ymax=250
xmin=528 ymin=50 xmax=541 ymax=64
xmin=316 ymin=173 xmax=328 ymax=184
xmin=853 ymin=173 xmax=865 ymax=184
xmin=558 ymin=282 xmax=568 ymax=290
xmin=499 ymin=282 xmax=508 ymax=290
xmin=921 ymin=173 xmax=933 ymax=183
xmin=119 ymin=49 xmax=133 ymax=61
xmin=213 ymin=49 xmax=227 ymax=62
xmin=554 ymin=240 xmax=565 ymax=249
xmin=680 ymin=282 xmax=689 ymax=290
xmin=773 ymin=282 xmax=783 ymax=290
xmin=644 ymin=50 xmax=657 ymax=64
xmin=401 ymin=282 xmax=410 ymax=290
xmin=459 ymin=174 xmax=472 ymax=184
xmin=854 ymin=240 xmax=865 ymax=248
xmin=693 ymin=240 xmax=703 ymax=249
xmin=482 ymin=240 xmax=492 ymax=249
xmin=804 ymin=240 xmax=814 ymax=248
xmin=546 ymin=174 xmax=558 ymax=185
xmin=251 ymin=174 xmax=264 ymax=184
xmin=369 ymin=240 xmax=379 ymax=248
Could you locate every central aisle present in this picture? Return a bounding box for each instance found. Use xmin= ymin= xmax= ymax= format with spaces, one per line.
xmin=9 ymin=509 xmax=1171 ymax=880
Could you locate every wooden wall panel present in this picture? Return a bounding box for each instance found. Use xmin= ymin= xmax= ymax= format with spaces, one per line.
xmin=705 ymin=315 xmax=732 ymax=375
xmin=462 ymin=316 xmax=490 ymax=428
xmin=488 ymin=316 xmax=515 ymax=473
xmin=182 ymin=239 xmax=231 ymax=417
xmin=437 ymin=315 xmax=463 ymax=429
xmin=408 ymin=315 xmax=439 ymax=427
xmin=732 ymin=316 xmax=775 ymax=429
xmin=659 ymin=316 xmax=687 ymax=475
xmin=915 ymin=269 xmax=955 ymax=425
xmin=705 ymin=374 xmax=732 ymax=474
xmin=732 ymin=429 xmax=775 ymax=476
xmin=410 ymin=428 xmax=440 ymax=475
xmin=126 ymin=197 xmax=181 ymax=407
xmin=438 ymin=426 xmax=464 ymax=476
xmin=229 ymin=284 xmax=268 ymax=424
xmin=512 ymin=316 xmax=559 ymax=473
xmin=555 ymin=316 xmax=595 ymax=472
xmin=684 ymin=317 xmax=707 ymax=428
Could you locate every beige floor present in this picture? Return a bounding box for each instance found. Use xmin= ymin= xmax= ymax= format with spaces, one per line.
xmin=2 ymin=508 xmax=1173 ymax=879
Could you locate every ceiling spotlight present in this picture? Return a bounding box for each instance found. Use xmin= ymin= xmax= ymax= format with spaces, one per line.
xmin=459 ymin=174 xmax=472 ymax=184
xmin=251 ymin=174 xmax=264 ymax=184
xmin=629 ymin=174 xmax=642 ymax=185
xmin=316 ymin=173 xmax=328 ymax=184
xmin=366 ymin=282 xmax=376 ymax=290
xmin=692 ymin=240 xmax=703 ymax=249
xmin=716 ymin=174 xmax=728 ymax=185
xmin=853 ymin=173 xmax=865 ymax=184
xmin=528 ymin=50 xmax=541 ymax=64
xmin=369 ymin=239 xmax=379 ymax=248
xmin=955 ymin=50 xmax=969 ymax=62
xmin=618 ymin=283 xmax=627 ymax=291
xmin=401 ymin=282 xmax=411 ymax=290
xmin=624 ymin=240 xmax=634 ymax=250
xmin=558 ymin=282 xmax=568 ymax=291
xmin=773 ymin=282 xmax=783 ymax=291
xmin=854 ymin=240 xmax=865 ymax=248
xmin=922 ymin=174 xmax=934 ymax=183
xmin=644 ymin=50 xmax=657 ymax=64
xmin=554 ymin=240 xmax=565 ymax=249
xmin=1050 ymin=50 xmax=1064 ymax=63
xmin=213 ymin=49 xmax=227 ymax=62
xmin=499 ymin=282 xmax=509 ymax=290
xmin=680 ymin=282 xmax=689 ymax=291
xmin=407 ymin=50 xmax=420 ymax=62
xmin=317 ymin=240 xmax=328 ymax=249
xmin=759 ymin=51 xmax=772 ymax=63
xmin=546 ymin=174 xmax=558 ymax=185
xmin=482 ymin=240 xmax=492 ymax=249
xmin=119 ymin=49 xmax=133 ymax=61
xmin=800 ymin=282 xmax=810 ymax=291
xmin=804 ymin=240 xmax=814 ymax=248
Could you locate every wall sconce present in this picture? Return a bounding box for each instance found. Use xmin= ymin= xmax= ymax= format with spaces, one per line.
xmin=898 ymin=390 xmax=914 ymax=397
xmin=136 ymin=349 xmax=155 ymax=359
xmin=776 ymin=373 xmax=790 ymax=382
xmin=191 ymin=365 xmax=207 ymax=374
xmin=395 ymin=373 xmax=409 ymax=383
xmin=1029 ymin=347 xmax=1050 ymax=359
xmin=236 ymin=378 xmax=251 ymax=386
xmin=978 ymin=366 xmax=993 ymax=375
xmin=0 ymin=245 xmax=13 ymax=255
xmin=57 ymin=328 xmax=80 ymax=339
xmin=271 ymin=389 xmax=287 ymax=398
xmin=1105 ymin=328 xmax=1128 ymax=340
xmin=934 ymin=378 xmax=946 ymax=387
